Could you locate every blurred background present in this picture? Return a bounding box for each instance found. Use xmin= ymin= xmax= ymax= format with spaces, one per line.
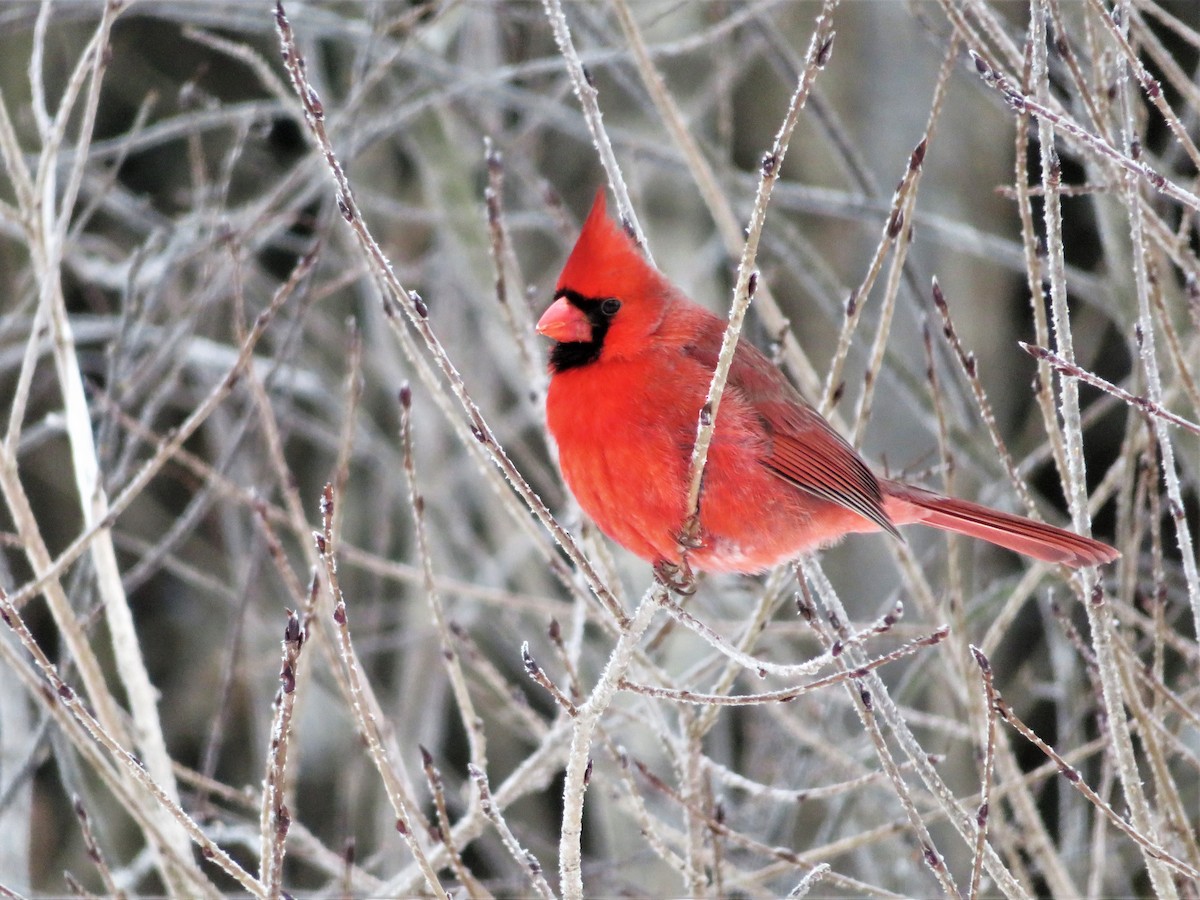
xmin=0 ymin=1 xmax=1196 ymax=896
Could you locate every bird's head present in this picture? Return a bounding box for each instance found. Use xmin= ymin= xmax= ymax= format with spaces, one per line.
xmin=537 ymin=189 xmax=672 ymax=372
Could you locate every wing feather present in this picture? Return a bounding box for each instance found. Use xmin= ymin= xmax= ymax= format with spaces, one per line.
xmin=761 ymin=408 xmax=900 ymax=538
xmin=707 ymin=336 xmax=900 ymax=539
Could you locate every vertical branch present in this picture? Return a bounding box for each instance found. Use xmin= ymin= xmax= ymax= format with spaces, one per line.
xmin=967 ymin=647 xmax=999 ymax=900
xmin=922 ymin=318 xmax=965 ymax=604
xmin=559 ymin=587 xmax=662 ymax=900
xmin=1031 ymin=3 xmax=1174 ymax=895
xmin=680 ymin=6 xmax=837 ymax=562
xmin=1032 ymin=21 xmax=1089 ymax=538
xmin=22 ymin=3 xmax=200 ymax=887
xmin=1113 ymin=20 xmax=1200 ymax=630
xmin=2 ymin=301 xmax=46 ymax=456
xmin=848 ymin=134 xmax=926 ymax=446
xmin=419 ymin=748 xmax=484 ymax=896
xmin=679 ymin=709 xmax=708 ymax=897
xmin=819 ymin=133 xmax=924 ymax=415
xmin=72 ymin=796 xmax=124 ymax=900
xmin=483 ymin=141 xmax=543 ymax=399
xmin=259 ymin=609 xmax=307 ymax=898
xmin=329 ymin=319 xmax=364 ymax=545
xmin=1011 ymin=25 xmax=1070 ymax=488
xmin=930 ymin=279 xmax=1037 ymax=514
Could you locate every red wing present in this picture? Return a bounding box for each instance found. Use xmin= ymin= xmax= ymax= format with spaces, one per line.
xmin=722 ymin=339 xmax=900 ymax=538
xmin=758 ymin=402 xmax=900 ymax=538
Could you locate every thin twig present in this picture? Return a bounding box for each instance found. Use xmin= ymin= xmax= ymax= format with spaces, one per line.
xmin=315 ymin=485 xmax=447 ymax=899
xmin=468 ymin=764 xmax=556 ymax=900
xmin=3 ymin=247 xmax=317 ymax=611
xmin=969 ymin=52 xmax=1200 ymax=215
xmin=399 ymin=386 xmax=489 ymax=770
xmin=798 ymin=576 xmax=960 ymax=898
xmin=966 ymin=647 xmax=999 ymax=900
xmin=987 ymin=664 xmax=1200 ymax=883
xmin=419 ymin=748 xmax=488 ymax=899
xmin=539 ymin=0 xmax=649 ymax=252
xmin=259 ymin=610 xmax=306 ymax=899
xmin=0 ymin=592 xmax=252 ymax=897
xmin=71 ymin=796 xmax=125 ymax=900
xmin=521 ymin=642 xmax=578 ymax=717
xmin=931 ymin=278 xmax=1037 ymax=514
xmin=619 ymin=625 xmax=946 ymax=705
xmin=1019 ymin=342 xmax=1200 ymax=436
xmin=799 ymin=559 xmax=1031 ymax=898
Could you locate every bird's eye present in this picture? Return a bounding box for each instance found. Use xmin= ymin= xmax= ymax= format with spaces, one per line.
xmin=600 ymin=298 xmax=622 ymax=317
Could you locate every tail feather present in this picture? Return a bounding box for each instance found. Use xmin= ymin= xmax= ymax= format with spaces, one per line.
xmin=883 ymin=481 xmax=1119 ymax=568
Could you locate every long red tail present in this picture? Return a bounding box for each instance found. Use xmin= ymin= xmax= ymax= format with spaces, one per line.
xmin=883 ymin=481 xmax=1119 ymax=568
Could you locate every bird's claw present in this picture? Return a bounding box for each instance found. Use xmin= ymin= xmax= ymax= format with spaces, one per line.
xmin=654 ymin=558 xmax=696 ymax=595
xmin=674 ymin=518 xmax=704 ymax=551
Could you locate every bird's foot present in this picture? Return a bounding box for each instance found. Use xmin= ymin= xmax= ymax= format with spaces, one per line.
xmin=675 ymin=517 xmax=704 ymax=551
xmin=654 ymin=558 xmax=696 ymax=596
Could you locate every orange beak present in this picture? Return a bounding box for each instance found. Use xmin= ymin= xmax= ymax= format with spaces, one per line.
xmin=536 ymin=296 xmax=593 ymax=343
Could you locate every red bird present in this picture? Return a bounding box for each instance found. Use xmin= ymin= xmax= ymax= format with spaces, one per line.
xmin=537 ymin=190 xmax=1118 ymax=577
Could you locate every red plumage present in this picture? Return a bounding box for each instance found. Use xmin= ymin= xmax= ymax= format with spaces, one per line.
xmin=537 ymin=190 xmax=1118 ymax=574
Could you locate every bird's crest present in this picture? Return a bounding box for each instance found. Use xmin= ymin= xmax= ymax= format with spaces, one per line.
xmin=556 ymin=189 xmax=664 ymax=304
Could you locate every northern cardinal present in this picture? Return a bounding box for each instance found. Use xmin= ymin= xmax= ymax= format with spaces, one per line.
xmin=537 ymin=190 xmax=1118 ymax=577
